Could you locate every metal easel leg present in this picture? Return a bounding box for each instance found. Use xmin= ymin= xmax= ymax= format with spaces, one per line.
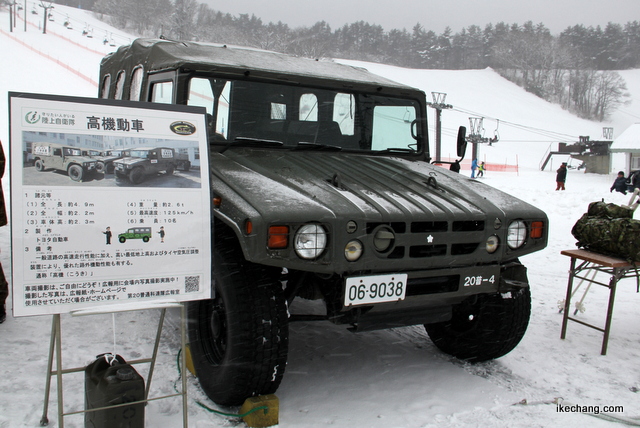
xmin=144 ymin=308 xmax=166 ymax=400
xmin=54 ymin=314 xmax=65 ymax=428
xmin=40 ymin=314 xmax=58 ymax=426
xmin=181 ymin=303 xmax=188 ymax=428
xmin=39 ymin=314 xmax=65 ymax=427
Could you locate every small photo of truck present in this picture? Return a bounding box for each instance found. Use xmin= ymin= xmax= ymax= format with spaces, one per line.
xmin=113 ymin=147 xmax=177 ymax=184
xmin=32 ymin=142 xmax=98 ymax=182
xmin=118 ymin=227 xmax=152 ymax=243
xmin=81 ymin=149 xmax=126 ymax=174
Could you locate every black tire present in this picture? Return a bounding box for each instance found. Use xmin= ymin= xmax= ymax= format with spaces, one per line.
xmin=95 ymin=161 xmax=106 ymax=174
xmin=68 ymin=164 xmax=83 ymax=182
xmin=35 ymin=160 xmax=44 ymax=171
xmin=119 ymin=236 xmax=126 ymax=243
xmin=187 ymin=236 xmax=289 ymax=406
xmin=129 ymin=168 xmax=145 ymax=184
xmin=142 ymin=236 xmax=149 ymax=243
xmin=425 ymin=287 xmax=531 ymax=362
xmin=165 ymin=165 xmax=175 ymax=175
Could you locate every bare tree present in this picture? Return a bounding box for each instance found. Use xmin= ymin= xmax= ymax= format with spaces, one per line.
xmin=170 ymin=0 xmax=198 ymax=41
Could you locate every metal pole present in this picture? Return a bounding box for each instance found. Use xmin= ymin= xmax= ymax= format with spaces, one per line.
xmin=181 ymin=304 xmax=188 ymax=428
xmin=435 ymin=108 xmax=442 ymax=163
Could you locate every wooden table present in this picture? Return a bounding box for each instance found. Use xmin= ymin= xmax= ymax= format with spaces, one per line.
xmin=560 ymin=249 xmax=638 ymax=355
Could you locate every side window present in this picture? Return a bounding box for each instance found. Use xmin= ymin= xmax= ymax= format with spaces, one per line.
xmin=299 ymin=94 xmax=317 ymax=121
xmin=271 ymin=102 xmax=286 ymax=120
xmin=216 ymin=82 xmax=231 ymax=138
xmin=151 ymin=81 xmax=173 ymax=104
xmin=100 ymin=74 xmax=111 ymax=99
xmin=333 ymin=93 xmax=355 ymax=135
xmin=114 ymin=71 xmax=126 ymax=100
xmin=129 ymin=67 xmax=144 ymax=101
xmin=187 ymin=78 xmax=214 ymax=115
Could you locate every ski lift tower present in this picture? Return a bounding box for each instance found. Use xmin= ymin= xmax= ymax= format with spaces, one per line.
xmin=426 ymin=92 xmax=452 ymax=163
xmin=7 ymin=1 xmax=17 ymax=32
xmin=39 ymin=1 xmax=54 ymax=34
xmin=467 ymin=117 xmax=491 ymax=160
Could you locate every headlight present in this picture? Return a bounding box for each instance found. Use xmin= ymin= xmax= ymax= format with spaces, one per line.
xmin=486 ymin=235 xmax=499 ymax=253
xmin=344 ymin=240 xmax=363 ymax=261
xmin=507 ymin=220 xmax=527 ymax=249
xmin=294 ymin=224 xmax=327 ymax=259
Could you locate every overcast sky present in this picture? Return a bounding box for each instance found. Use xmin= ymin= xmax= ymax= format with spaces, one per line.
xmin=201 ymin=0 xmax=638 ymax=34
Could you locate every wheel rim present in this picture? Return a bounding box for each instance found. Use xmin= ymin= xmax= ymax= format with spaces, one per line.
xmin=204 ymin=296 xmax=227 ymax=363
xmin=69 ymin=167 xmax=82 ymax=181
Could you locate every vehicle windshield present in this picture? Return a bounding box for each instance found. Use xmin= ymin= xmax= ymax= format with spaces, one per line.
xmin=186 ymin=77 xmax=426 ymax=154
xmin=63 ymin=148 xmax=82 ymax=156
xmin=129 ymin=150 xmax=149 ymax=158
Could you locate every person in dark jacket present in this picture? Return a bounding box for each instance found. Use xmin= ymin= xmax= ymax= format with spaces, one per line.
xmin=449 ymin=159 xmax=461 ymax=173
xmin=610 ymin=171 xmax=628 ymax=195
xmin=556 ymin=162 xmax=567 ymax=191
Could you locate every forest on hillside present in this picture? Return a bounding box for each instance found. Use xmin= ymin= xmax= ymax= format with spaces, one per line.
xmin=57 ymin=0 xmax=638 ymax=121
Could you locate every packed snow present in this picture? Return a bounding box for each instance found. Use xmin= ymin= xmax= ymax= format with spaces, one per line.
xmin=1 ymin=3 xmax=640 ymax=427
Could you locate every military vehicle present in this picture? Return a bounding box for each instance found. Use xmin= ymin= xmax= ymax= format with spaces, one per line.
xmin=113 ymin=147 xmax=177 ymax=184
xmin=118 ymin=227 xmax=152 ymax=243
xmin=32 ymin=142 xmax=98 ymax=182
xmin=82 ymin=149 xmax=125 ymax=173
xmin=100 ymin=38 xmax=548 ymax=406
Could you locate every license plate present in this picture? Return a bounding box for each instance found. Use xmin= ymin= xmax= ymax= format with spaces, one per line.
xmin=344 ymin=273 xmax=408 ymax=307
xmin=460 ymin=267 xmax=499 ymax=288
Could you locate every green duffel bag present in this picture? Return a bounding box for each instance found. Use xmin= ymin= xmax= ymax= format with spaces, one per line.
xmin=572 ymin=203 xmax=640 ymax=262
xmin=586 ymin=200 xmax=633 ymax=219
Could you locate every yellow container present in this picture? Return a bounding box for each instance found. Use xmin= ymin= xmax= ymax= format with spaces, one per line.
xmin=240 ymin=394 xmax=279 ymax=428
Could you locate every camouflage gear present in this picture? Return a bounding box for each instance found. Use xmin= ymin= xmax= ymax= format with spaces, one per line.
xmin=586 ymin=200 xmax=633 ymax=219
xmin=572 ymin=201 xmax=639 ymax=262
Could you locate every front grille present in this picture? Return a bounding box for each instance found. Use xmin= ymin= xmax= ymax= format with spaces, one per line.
xmin=366 ymin=220 xmax=485 ymax=260
xmin=409 ymin=244 xmax=447 ymax=258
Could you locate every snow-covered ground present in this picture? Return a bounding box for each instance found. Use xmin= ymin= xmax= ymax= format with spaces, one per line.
xmin=1 ymin=3 xmax=640 ymax=427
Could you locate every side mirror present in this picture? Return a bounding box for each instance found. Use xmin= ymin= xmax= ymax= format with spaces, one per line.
xmin=456 ymin=126 xmax=467 ymax=159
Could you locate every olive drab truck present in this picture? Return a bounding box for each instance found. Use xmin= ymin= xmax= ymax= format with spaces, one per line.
xmin=32 ymin=142 xmax=98 ymax=182
xmin=99 ymin=38 xmax=549 ymax=406
xmin=113 ymin=147 xmax=177 ymax=184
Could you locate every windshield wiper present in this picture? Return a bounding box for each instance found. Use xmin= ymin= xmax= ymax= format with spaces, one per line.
xmin=292 ymin=142 xmax=342 ymax=151
xmin=374 ymin=148 xmax=416 ymax=154
xmin=218 ymin=137 xmax=284 ymax=154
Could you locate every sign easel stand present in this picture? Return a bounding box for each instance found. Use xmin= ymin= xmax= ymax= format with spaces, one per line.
xmin=39 ymin=302 xmax=188 ymax=427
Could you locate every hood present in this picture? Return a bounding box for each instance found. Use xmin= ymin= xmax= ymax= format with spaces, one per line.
xmin=115 ymin=156 xmax=149 ymax=166
xmin=212 ymin=149 xmax=545 ymax=223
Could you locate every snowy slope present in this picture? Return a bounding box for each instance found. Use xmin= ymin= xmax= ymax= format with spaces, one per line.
xmin=2 ymin=3 xmax=640 ymax=428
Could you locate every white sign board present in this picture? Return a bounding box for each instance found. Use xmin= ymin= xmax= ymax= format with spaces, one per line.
xmin=9 ymin=92 xmax=212 ymax=316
